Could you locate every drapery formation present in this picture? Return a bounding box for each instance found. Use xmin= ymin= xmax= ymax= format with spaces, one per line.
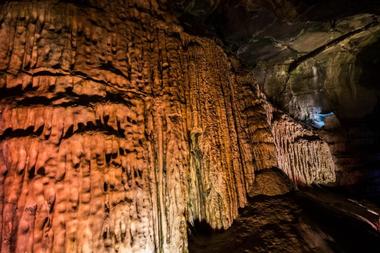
xmin=0 ymin=1 xmax=335 ymax=252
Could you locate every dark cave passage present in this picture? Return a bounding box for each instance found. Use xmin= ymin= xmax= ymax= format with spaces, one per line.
xmin=327 ymin=38 xmax=380 ymax=204
xmin=188 ymin=192 xmax=380 ymax=253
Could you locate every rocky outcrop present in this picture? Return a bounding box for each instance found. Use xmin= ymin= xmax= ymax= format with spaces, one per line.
xmin=189 ymin=194 xmax=337 ymax=253
xmin=271 ymin=115 xmax=336 ymax=185
xmin=0 ymin=1 xmax=337 ymax=252
xmin=235 ymin=74 xmax=336 ymax=185
xmin=189 ymin=191 xmax=380 ymax=253
xmin=249 ymin=168 xmax=293 ymax=196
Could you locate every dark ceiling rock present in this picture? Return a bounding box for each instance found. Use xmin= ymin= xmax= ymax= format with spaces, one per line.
xmin=255 ymin=14 xmax=380 ymax=123
xmin=165 ymin=0 xmax=380 ymax=124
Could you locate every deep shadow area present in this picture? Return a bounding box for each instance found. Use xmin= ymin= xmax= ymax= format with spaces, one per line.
xmin=357 ymin=40 xmax=380 ymax=89
xmin=188 ymin=192 xmax=380 ymax=253
xmin=188 ymin=220 xmax=217 ymax=238
xmin=298 ymin=189 xmax=380 ymax=253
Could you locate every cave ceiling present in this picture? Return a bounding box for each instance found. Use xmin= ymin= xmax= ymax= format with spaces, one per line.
xmin=167 ymin=0 xmax=380 ymax=124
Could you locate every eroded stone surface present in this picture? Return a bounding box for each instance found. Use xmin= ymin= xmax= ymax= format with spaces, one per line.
xmin=249 ymin=168 xmax=293 ymax=197
xmin=235 ymin=75 xmax=336 ymax=185
xmin=0 ymin=1 xmax=336 ymax=252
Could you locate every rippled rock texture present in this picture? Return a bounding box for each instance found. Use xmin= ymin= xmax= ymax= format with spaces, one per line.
xmin=0 ymin=1 xmax=336 ymax=252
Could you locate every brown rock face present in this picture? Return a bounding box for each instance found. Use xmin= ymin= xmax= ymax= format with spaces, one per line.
xmin=235 ymin=76 xmax=336 ymax=185
xmin=249 ymin=168 xmax=293 ymax=197
xmin=0 ymin=1 xmax=336 ymax=252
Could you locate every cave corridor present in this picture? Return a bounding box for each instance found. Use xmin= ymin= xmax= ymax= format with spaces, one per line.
xmin=0 ymin=0 xmax=380 ymax=252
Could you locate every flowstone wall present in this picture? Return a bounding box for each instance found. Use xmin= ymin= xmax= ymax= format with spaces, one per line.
xmin=0 ymin=1 xmax=335 ymax=252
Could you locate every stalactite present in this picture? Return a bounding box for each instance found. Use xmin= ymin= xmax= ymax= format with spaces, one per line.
xmin=0 ymin=1 xmax=337 ymax=252
xmin=271 ymin=115 xmax=336 ymax=185
xmin=0 ymin=2 xmax=250 ymax=251
xmin=234 ymin=75 xmax=336 ymax=186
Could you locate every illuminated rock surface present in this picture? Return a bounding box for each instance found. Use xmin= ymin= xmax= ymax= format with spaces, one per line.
xmin=172 ymin=0 xmax=380 ymax=194
xmin=249 ymin=168 xmax=293 ymax=197
xmin=0 ymin=0 xmax=376 ymax=252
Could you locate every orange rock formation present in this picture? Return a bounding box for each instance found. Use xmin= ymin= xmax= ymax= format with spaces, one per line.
xmin=0 ymin=1 xmax=335 ymax=252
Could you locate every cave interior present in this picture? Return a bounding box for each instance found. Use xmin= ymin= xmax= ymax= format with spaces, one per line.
xmin=0 ymin=0 xmax=380 ymax=252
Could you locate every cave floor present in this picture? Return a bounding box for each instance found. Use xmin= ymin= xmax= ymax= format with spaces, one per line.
xmin=188 ymin=191 xmax=380 ymax=253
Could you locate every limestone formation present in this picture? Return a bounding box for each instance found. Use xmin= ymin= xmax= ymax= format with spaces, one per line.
xmin=271 ymin=115 xmax=336 ymax=185
xmin=235 ymin=74 xmax=336 ymax=185
xmin=249 ymin=168 xmax=293 ymax=197
xmin=171 ymin=0 xmax=380 ymax=191
xmin=0 ymin=1 xmax=336 ymax=252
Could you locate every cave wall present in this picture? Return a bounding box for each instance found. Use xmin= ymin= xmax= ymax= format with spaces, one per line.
xmin=166 ymin=0 xmax=380 ymax=194
xmin=0 ymin=1 xmax=335 ymax=252
xmin=236 ymin=74 xmax=336 ymax=186
xmin=251 ymin=14 xmax=380 ymax=187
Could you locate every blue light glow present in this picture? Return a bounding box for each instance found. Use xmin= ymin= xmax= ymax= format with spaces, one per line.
xmin=310 ymin=107 xmax=334 ymax=129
